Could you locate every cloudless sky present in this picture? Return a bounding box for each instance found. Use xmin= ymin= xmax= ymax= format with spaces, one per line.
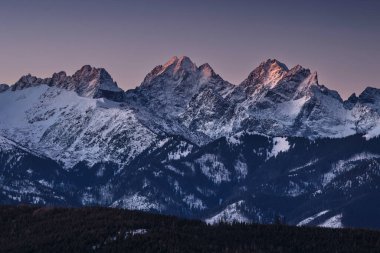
xmin=0 ymin=0 xmax=379 ymax=98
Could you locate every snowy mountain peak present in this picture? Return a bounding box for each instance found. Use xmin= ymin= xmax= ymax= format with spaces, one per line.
xmin=73 ymin=65 xmax=116 ymax=83
xmin=72 ymin=65 xmax=112 ymax=83
xmin=240 ymin=59 xmax=289 ymax=89
xmin=70 ymin=65 xmax=123 ymax=98
xmin=263 ymin=59 xmax=289 ymax=71
xmin=198 ymin=63 xmax=216 ymax=78
xmin=161 ymin=56 xmax=197 ymax=75
xmin=163 ymin=56 xmax=180 ymax=67
xmin=140 ymin=56 xmax=199 ymax=86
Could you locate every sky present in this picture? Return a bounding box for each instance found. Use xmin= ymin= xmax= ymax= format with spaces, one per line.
xmin=0 ymin=0 xmax=379 ymax=98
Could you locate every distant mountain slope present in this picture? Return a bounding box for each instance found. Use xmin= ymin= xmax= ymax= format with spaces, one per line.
xmin=1 ymin=131 xmax=380 ymax=229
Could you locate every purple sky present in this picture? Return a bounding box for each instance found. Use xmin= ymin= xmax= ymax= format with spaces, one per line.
xmin=0 ymin=0 xmax=379 ymax=98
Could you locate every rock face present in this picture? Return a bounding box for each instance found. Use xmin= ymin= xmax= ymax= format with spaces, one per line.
xmin=1 ymin=56 xmax=380 ymax=229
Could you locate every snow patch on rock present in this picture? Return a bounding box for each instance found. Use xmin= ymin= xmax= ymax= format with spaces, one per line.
xmin=364 ymin=120 xmax=380 ymax=140
xmin=268 ymin=137 xmax=290 ymax=159
xmin=318 ymin=214 xmax=343 ymax=228
xmin=297 ymin=210 xmax=329 ymax=226
xmin=110 ymin=194 xmax=163 ymax=211
xmin=183 ymin=194 xmax=206 ymax=210
xmin=196 ymin=154 xmax=230 ymax=184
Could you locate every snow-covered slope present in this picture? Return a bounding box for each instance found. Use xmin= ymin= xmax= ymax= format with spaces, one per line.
xmin=0 ymin=85 xmax=157 ymax=168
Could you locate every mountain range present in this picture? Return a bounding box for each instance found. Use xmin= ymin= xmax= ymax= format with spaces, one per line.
xmin=0 ymin=56 xmax=380 ymax=229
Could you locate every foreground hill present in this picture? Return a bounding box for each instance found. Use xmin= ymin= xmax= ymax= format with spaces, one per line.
xmin=0 ymin=205 xmax=379 ymax=253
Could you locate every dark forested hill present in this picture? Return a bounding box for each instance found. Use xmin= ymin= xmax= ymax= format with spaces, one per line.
xmin=1 ymin=205 xmax=380 ymax=253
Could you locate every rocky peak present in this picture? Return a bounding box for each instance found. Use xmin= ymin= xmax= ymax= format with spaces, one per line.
xmin=289 ymin=71 xmax=320 ymax=99
xmin=139 ymin=56 xmax=227 ymax=92
xmin=358 ymin=87 xmax=380 ymax=104
xmin=344 ymin=93 xmax=359 ymax=109
xmin=72 ymin=65 xmax=112 ymax=84
xmin=347 ymin=93 xmax=358 ymax=101
xmin=306 ymin=71 xmax=319 ymax=86
xmin=240 ymin=59 xmax=289 ymax=90
xmin=130 ymin=56 xmax=233 ymax=121
xmin=12 ymin=74 xmax=44 ymax=91
xmin=263 ymin=65 xmax=320 ymax=103
xmin=50 ymin=71 xmax=68 ymax=86
xmin=52 ymin=71 xmax=67 ymax=79
xmin=198 ymin=63 xmax=216 ymax=78
xmin=10 ymin=66 xmax=124 ymax=101
xmin=175 ymin=56 xmax=197 ymax=70
xmin=280 ymin=65 xmax=311 ymax=84
xmin=159 ymin=56 xmax=197 ymax=76
xmin=70 ymin=65 xmax=121 ymax=96
xmin=0 ymin=83 xmax=9 ymax=93
xmin=140 ymin=56 xmax=198 ymax=87
xmin=264 ymin=58 xmax=289 ymax=71
xmin=163 ymin=56 xmax=197 ymax=78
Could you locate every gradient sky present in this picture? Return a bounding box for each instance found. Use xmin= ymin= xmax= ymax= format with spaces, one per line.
xmin=0 ymin=0 xmax=379 ymax=98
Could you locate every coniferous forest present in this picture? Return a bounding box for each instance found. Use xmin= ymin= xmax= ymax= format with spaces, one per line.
xmin=1 ymin=205 xmax=380 ymax=253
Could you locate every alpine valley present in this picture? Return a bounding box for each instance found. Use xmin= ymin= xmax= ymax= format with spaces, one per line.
xmin=1 ymin=56 xmax=380 ymax=229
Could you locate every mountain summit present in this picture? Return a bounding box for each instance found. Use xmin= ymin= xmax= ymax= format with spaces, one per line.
xmin=240 ymin=59 xmax=289 ymax=90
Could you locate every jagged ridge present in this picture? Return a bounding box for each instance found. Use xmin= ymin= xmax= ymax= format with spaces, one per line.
xmin=10 ymin=65 xmax=124 ymax=101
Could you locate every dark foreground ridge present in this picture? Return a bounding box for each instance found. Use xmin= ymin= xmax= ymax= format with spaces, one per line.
xmin=1 ymin=205 xmax=380 ymax=253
